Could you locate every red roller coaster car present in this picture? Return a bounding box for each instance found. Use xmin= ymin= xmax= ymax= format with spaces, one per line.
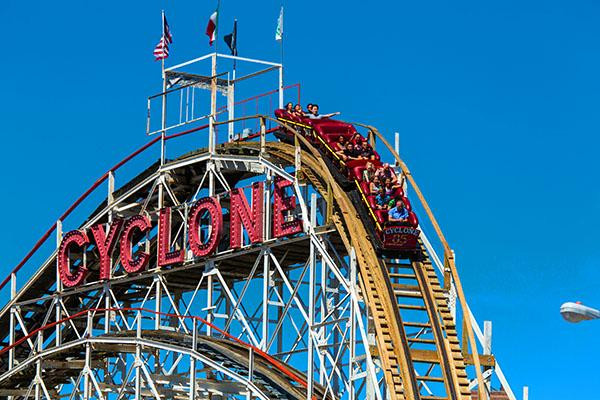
xmin=274 ymin=109 xmax=419 ymax=252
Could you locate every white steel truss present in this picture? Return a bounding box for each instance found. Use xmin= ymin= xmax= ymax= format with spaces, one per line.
xmin=0 ymin=152 xmax=385 ymax=400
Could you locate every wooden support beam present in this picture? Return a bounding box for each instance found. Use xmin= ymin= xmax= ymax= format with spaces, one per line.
xmin=370 ymin=346 xmax=495 ymax=367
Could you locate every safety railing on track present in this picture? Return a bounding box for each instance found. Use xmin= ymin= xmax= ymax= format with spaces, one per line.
xmin=361 ymin=123 xmax=491 ymax=400
xmin=0 ymin=86 xmax=301 ymax=300
xmin=0 ymin=136 xmax=162 ymax=292
xmin=282 ymin=119 xmax=493 ymax=400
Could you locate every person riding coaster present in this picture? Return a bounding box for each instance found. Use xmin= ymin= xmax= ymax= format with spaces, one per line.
xmin=388 ymin=197 xmax=409 ymax=224
xmin=293 ymin=104 xmax=305 ymax=118
xmin=285 ymin=102 xmax=294 ymax=114
xmin=307 ymin=104 xmax=340 ymax=120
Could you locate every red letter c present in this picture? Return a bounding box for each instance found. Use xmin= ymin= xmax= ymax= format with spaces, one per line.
xmin=120 ymin=215 xmax=151 ymax=273
xmin=58 ymin=230 xmax=89 ymax=288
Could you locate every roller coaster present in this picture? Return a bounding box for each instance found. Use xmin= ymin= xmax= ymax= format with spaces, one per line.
xmin=0 ymin=53 xmax=517 ymax=399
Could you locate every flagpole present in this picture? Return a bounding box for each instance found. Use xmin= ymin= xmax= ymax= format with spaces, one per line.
xmin=215 ymin=0 xmax=220 ymax=57
xmin=209 ymin=0 xmax=220 ymax=157
xmin=278 ymin=4 xmax=284 ymax=109
xmin=280 ymin=2 xmax=284 ymax=72
xmin=224 ymin=19 xmax=237 ymax=142
xmin=214 ymin=0 xmax=221 ymax=145
xmin=160 ymin=9 xmax=167 ymax=165
xmin=231 ymin=17 xmax=237 ymax=126
xmin=232 ymin=19 xmax=237 ymax=74
xmin=231 ymin=19 xmax=237 ymax=142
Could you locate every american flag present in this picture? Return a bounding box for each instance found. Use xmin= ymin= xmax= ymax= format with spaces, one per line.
xmin=154 ymin=13 xmax=172 ymax=61
xmin=153 ymin=37 xmax=169 ymax=60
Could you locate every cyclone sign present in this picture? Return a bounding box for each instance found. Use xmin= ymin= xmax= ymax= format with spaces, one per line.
xmin=383 ymin=226 xmax=420 ymax=249
xmin=57 ymin=177 xmax=303 ymax=288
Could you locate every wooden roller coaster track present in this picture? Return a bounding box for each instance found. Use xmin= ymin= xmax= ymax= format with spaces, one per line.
xmin=264 ymin=132 xmax=479 ymax=400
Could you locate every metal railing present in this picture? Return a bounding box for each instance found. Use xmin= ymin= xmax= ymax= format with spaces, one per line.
xmin=0 ymin=86 xmax=301 ymax=300
xmin=145 ymin=69 xmax=300 ymax=138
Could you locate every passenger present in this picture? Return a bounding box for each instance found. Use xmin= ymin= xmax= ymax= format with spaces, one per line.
xmin=362 ymin=162 xmax=377 ymax=182
xmin=334 ymin=135 xmax=347 ymax=151
xmin=285 ymin=102 xmax=294 ymax=114
xmin=306 ymin=103 xmax=314 ymax=115
xmin=369 ymin=176 xmax=382 ymax=195
xmin=388 ymin=198 xmax=409 ymax=224
xmin=351 ymin=133 xmax=364 ymax=145
xmin=333 ymin=136 xmax=347 ymax=159
xmin=384 ymin=178 xmax=398 ymax=197
xmin=355 ymin=141 xmax=376 ymax=161
xmin=377 ymin=163 xmax=398 ymax=184
xmin=293 ymin=104 xmax=306 ymax=118
xmin=307 ymin=104 xmax=341 ymax=120
xmin=341 ymin=142 xmax=361 ymax=161
xmin=375 ymin=187 xmax=392 ymax=210
xmin=384 ymin=177 xmax=401 ymax=194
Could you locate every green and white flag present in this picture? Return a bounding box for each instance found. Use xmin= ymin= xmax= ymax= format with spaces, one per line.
xmin=275 ymin=6 xmax=283 ymax=41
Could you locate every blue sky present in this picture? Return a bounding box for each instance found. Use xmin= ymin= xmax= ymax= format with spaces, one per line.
xmin=1 ymin=1 xmax=599 ymax=398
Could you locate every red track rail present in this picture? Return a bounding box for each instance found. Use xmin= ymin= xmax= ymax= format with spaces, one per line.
xmin=0 ymin=307 xmax=310 ymax=392
xmin=0 ymin=85 xmax=300 ymax=292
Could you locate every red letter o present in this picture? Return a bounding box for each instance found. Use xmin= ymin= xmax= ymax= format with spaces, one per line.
xmin=188 ymin=197 xmax=223 ymax=258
